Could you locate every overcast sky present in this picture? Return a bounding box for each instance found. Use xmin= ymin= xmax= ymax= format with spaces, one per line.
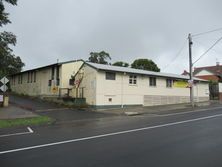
xmin=4 ymin=0 xmax=222 ymax=74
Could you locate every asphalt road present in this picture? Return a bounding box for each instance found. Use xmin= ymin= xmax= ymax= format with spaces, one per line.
xmin=1 ymin=106 xmax=222 ymax=167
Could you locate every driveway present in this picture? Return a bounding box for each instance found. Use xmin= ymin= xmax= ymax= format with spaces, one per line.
xmin=9 ymin=94 xmax=62 ymax=111
xmin=9 ymin=94 xmax=116 ymax=123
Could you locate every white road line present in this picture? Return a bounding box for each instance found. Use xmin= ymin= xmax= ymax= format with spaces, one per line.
xmin=27 ymin=127 xmax=33 ymax=133
xmin=0 ymin=127 xmax=34 ymax=138
xmin=1 ymin=113 xmax=222 ymax=155
xmin=154 ymin=106 xmax=222 ymax=117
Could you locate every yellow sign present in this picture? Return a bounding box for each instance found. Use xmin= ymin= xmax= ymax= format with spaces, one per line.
xmin=173 ymin=81 xmax=189 ymax=88
xmin=51 ymin=86 xmax=58 ymax=93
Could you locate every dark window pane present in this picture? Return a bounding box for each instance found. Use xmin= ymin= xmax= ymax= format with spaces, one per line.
xmin=106 ymin=72 xmax=116 ymax=80
xmin=48 ymin=80 xmax=52 ymax=86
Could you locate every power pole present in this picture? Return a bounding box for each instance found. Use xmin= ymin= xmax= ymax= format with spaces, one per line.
xmin=188 ymin=33 xmax=194 ymax=107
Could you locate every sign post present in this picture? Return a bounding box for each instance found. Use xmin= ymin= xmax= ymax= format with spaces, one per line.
xmin=0 ymin=77 xmax=9 ymax=107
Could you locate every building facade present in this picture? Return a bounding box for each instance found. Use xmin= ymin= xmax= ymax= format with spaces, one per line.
xmin=75 ymin=62 xmax=209 ymax=108
xmin=10 ymin=60 xmax=210 ymax=108
xmin=10 ymin=60 xmax=84 ymax=97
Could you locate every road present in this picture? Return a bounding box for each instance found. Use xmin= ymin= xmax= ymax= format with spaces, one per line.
xmin=1 ymin=106 xmax=222 ymax=167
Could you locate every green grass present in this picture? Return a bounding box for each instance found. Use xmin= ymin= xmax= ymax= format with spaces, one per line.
xmin=0 ymin=116 xmax=54 ymax=128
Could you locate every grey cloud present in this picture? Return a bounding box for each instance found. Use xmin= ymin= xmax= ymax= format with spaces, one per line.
xmin=3 ymin=0 xmax=222 ymax=73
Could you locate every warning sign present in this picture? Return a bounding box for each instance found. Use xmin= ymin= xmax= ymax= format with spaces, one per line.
xmin=51 ymin=87 xmax=58 ymax=93
xmin=173 ymin=81 xmax=189 ymax=88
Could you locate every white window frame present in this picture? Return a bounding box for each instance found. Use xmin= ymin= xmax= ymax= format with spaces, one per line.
xmin=129 ymin=75 xmax=137 ymax=85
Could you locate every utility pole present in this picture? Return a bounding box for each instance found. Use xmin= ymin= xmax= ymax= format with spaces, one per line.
xmin=188 ymin=33 xmax=194 ymax=107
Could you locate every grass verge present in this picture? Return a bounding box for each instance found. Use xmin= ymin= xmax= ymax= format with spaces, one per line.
xmin=0 ymin=116 xmax=54 ymax=128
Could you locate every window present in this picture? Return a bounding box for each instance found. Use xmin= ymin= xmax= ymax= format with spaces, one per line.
xmin=51 ymin=66 xmax=55 ymax=80
xmin=166 ymin=79 xmax=172 ymax=88
xmin=27 ymin=72 xmax=30 ymax=83
xmin=149 ymin=77 xmax=156 ymax=86
xmin=30 ymin=72 xmax=33 ymax=83
xmin=56 ymin=79 xmax=60 ymax=86
xmin=17 ymin=75 xmax=22 ymax=84
xmin=33 ymin=71 xmax=36 ymax=82
xmin=69 ymin=79 xmax=75 ymax=85
xmin=48 ymin=80 xmax=52 ymax=86
xmin=56 ymin=66 xmax=60 ymax=86
xmin=20 ymin=75 xmax=23 ymax=84
xmin=18 ymin=75 xmax=20 ymax=84
xmin=105 ymin=72 xmax=116 ymax=80
xmin=129 ymin=75 xmax=137 ymax=85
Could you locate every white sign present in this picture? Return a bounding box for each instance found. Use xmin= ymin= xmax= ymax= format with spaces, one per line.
xmin=219 ymin=83 xmax=222 ymax=93
xmin=0 ymin=95 xmax=3 ymax=102
xmin=0 ymin=85 xmax=8 ymax=92
xmin=0 ymin=77 xmax=9 ymax=85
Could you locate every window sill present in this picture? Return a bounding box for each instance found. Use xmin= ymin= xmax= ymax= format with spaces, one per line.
xmin=129 ymin=84 xmax=137 ymax=86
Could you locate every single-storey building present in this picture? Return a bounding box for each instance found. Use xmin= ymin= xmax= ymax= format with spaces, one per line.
xmin=75 ymin=62 xmax=209 ymax=108
xmin=10 ymin=60 xmax=84 ymax=97
xmin=10 ymin=60 xmax=209 ymax=108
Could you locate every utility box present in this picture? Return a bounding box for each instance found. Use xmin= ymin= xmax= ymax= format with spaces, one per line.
xmin=1 ymin=95 xmax=9 ymax=107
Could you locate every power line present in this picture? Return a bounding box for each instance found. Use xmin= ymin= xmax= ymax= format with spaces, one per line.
xmin=192 ymin=27 xmax=222 ymax=37
xmin=193 ymin=39 xmax=222 ymax=55
xmin=162 ymin=41 xmax=187 ymax=70
xmin=193 ymin=36 xmax=222 ymax=65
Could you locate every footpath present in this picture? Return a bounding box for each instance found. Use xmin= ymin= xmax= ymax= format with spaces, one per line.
xmin=95 ymin=101 xmax=222 ymax=116
xmin=0 ymin=104 xmax=38 ymax=119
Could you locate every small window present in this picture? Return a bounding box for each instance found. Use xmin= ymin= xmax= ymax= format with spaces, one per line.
xmin=56 ymin=78 xmax=60 ymax=86
xmin=27 ymin=72 xmax=30 ymax=83
xmin=18 ymin=75 xmax=20 ymax=84
xmin=51 ymin=66 xmax=55 ymax=80
xmin=129 ymin=75 xmax=137 ymax=85
xmin=106 ymin=72 xmax=116 ymax=80
xmin=30 ymin=72 xmax=33 ymax=83
xmin=33 ymin=71 xmax=36 ymax=82
xmin=69 ymin=79 xmax=75 ymax=85
xmin=48 ymin=80 xmax=52 ymax=86
xmin=20 ymin=75 xmax=23 ymax=84
xmin=166 ymin=79 xmax=172 ymax=88
xmin=149 ymin=77 xmax=156 ymax=86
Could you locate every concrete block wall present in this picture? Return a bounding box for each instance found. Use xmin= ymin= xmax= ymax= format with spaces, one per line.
xmin=143 ymin=95 xmax=209 ymax=106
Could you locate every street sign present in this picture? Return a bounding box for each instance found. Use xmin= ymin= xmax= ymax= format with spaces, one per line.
xmin=0 ymin=77 xmax=9 ymax=85
xmin=0 ymin=77 xmax=9 ymax=92
xmin=0 ymin=85 xmax=8 ymax=92
xmin=0 ymin=95 xmax=3 ymax=102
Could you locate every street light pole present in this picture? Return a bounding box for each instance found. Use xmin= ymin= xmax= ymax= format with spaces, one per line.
xmin=188 ymin=33 xmax=194 ymax=107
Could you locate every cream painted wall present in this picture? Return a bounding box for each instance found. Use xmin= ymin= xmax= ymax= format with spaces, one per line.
xmin=95 ymin=71 xmax=209 ymax=106
xmin=10 ymin=67 xmax=53 ymax=96
xmin=77 ymin=65 xmax=97 ymax=105
xmin=10 ymin=60 xmax=84 ymax=97
xmin=61 ymin=61 xmax=84 ymax=88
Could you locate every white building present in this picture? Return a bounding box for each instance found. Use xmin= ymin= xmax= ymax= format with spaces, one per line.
xmin=10 ymin=60 xmax=209 ymax=108
xmin=75 ymin=62 xmax=209 ymax=108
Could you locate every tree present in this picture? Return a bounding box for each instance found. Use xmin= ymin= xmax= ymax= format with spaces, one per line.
xmin=88 ymin=51 xmax=111 ymax=64
xmin=131 ymin=59 xmax=160 ymax=72
xmin=113 ymin=61 xmax=129 ymax=67
xmin=0 ymin=0 xmax=25 ymax=78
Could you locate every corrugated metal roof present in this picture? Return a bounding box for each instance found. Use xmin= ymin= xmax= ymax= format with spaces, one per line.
xmin=86 ymin=62 xmax=207 ymax=81
xmin=11 ymin=59 xmax=84 ymax=76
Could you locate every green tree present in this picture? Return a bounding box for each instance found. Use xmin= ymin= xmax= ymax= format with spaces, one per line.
xmin=88 ymin=51 xmax=111 ymax=64
xmin=131 ymin=59 xmax=160 ymax=72
xmin=0 ymin=0 xmax=25 ymax=78
xmin=113 ymin=61 xmax=129 ymax=67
